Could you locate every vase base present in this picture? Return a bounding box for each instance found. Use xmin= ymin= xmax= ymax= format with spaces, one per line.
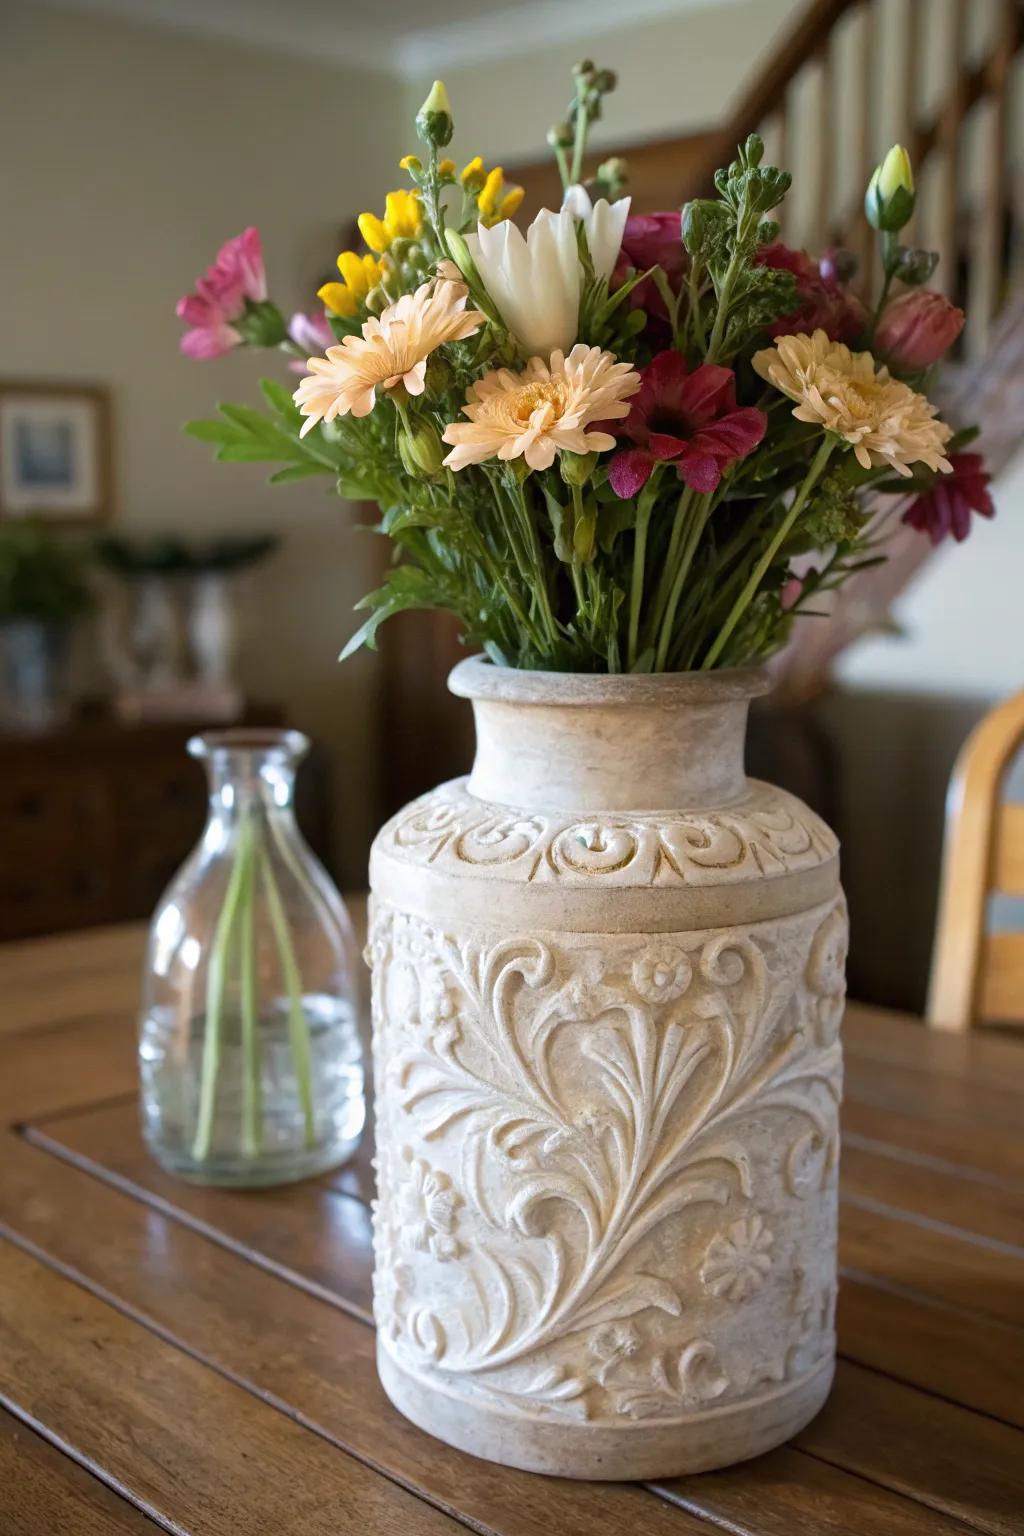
xmin=377 ymin=1342 xmax=834 ymax=1480
xmin=143 ymin=1134 xmax=362 ymax=1188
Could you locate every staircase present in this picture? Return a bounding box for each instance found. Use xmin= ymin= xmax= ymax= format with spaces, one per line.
xmin=683 ymin=0 xmax=1023 ymax=365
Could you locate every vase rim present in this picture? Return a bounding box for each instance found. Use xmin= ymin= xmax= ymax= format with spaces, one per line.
xmin=188 ymin=727 xmax=310 ymax=762
xmin=448 ymin=656 xmax=771 ymax=707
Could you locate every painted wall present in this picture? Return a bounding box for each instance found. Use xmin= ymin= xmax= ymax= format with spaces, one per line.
xmin=0 ymin=2 xmax=402 ymax=882
xmin=403 ymin=0 xmax=797 ymax=166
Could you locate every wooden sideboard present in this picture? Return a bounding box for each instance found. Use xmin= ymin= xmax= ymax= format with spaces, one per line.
xmin=0 ymin=706 xmax=330 ymax=942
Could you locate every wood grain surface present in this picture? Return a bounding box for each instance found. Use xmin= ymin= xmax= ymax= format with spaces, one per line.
xmin=1 ymin=920 xmax=1021 ymax=1536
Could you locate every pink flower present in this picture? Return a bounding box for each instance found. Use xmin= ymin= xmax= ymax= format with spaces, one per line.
xmin=876 ymin=289 xmax=964 ymax=370
xmin=780 ymin=573 xmax=807 ymax=611
xmin=605 ymin=350 xmax=766 ymax=498
xmin=903 ymin=452 xmax=994 ymax=544
xmin=757 ymin=242 xmax=866 ymax=343
xmin=287 ymin=309 xmax=334 ymax=374
xmin=613 ymin=211 xmax=687 ymax=326
xmin=176 ymin=227 xmax=267 ymax=360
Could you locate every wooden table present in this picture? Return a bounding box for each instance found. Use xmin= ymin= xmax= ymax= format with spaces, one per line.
xmin=2 ymin=919 xmax=1023 ymax=1536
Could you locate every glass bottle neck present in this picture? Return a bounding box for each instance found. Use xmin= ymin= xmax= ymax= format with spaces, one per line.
xmin=188 ymin=729 xmax=308 ymax=832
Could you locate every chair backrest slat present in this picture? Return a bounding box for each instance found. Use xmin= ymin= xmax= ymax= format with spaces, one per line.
xmin=928 ymin=689 xmax=1024 ymax=1031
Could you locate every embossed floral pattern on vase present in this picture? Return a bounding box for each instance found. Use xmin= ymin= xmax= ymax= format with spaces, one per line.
xmin=369 ymin=901 xmax=844 ymax=1425
xmin=701 ymin=1214 xmax=775 ymax=1301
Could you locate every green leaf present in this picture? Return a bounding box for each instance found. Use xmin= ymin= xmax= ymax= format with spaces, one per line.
xmin=269 ymin=463 xmax=332 ymax=483
xmin=259 ymin=376 xmax=302 ymax=421
xmin=338 ymin=564 xmax=447 ymax=659
xmin=185 ymin=418 xmax=240 ymax=445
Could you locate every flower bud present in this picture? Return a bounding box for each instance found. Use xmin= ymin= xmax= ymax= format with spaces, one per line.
xmin=865 ymin=144 xmax=915 ymax=231
xmin=400 ymin=419 xmax=445 ymax=477
xmin=236 ymin=299 xmax=287 ymax=348
xmin=444 ymin=227 xmax=485 ymax=291
xmin=875 ymin=289 xmax=964 ymax=369
xmin=818 ymin=247 xmax=858 ymax=285
xmin=416 ymin=80 xmax=453 ymax=148
xmin=559 ymin=450 xmax=599 ymax=488
xmin=896 ymin=246 xmax=939 ymax=286
xmin=547 ymin=121 xmax=574 ymax=150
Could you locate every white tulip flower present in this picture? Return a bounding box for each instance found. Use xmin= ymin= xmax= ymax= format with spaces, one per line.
xmin=561 ymin=184 xmax=631 ymax=282
xmin=467 ymin=209 xmax=582 ymax=357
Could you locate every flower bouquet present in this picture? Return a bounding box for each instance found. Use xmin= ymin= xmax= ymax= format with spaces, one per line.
xmin=172 ymin=64 xmax=995 ymax=1476
xmin=180 ymin=67 xmax=989 ymax=676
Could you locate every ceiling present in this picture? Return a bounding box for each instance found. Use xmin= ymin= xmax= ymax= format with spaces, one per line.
xmin=46 ymin=0 xmax=739 ymax=78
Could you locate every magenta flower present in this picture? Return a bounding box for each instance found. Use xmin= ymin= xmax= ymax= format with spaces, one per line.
xmin=176 ymin=227 xmax=267 ymax=360
xmin=613 ymin=211 xmax=687 ymax=326
xmin=286 ymin=309 xmax=334 ymax=374
xmin=757 ymin=242 xmax=866 ymax=343
xmin=605 ymin=351 xmax=766 ymax=498
xmin=903 ymin=452 xmax=994 ymax=544
xmin=876 ymin=289 xmax=964 ymax=370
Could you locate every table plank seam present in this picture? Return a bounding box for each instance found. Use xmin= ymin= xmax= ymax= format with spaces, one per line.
xmin=839 ymin=1261 xmax=1024 ymax=1345
xmin=644 ymin=1460 xmax=984 ymax=1536
xmin=16 ymin=1122 xmax=1024 ymax=1450
xmin=842 ymin=1130 xmax=1024 ymax=1193
xmin=0 ymin=1224 xmax=711 ymax=1536
xmin=19 ymin=1127 xmax=376 ymax=1327
xmin=841 ymin=1190 xmax=1024 ymax=1260
xmin=0 ymin=1393 xmax=191 ymax=1536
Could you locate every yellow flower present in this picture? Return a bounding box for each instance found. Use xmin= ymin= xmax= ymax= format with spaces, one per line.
xmin=294 ymin=278 xmax=486 ymax=434
xmin=460 ymin=156 xmax=486 ymax=191
xmin=442 ymin=344 xmax=640 ymax=472
xmin=459 ymin=160 xmax=525 ymax=226
xmin=752 ymin=329 xmax=953 ymax=477
xmin=477 ymin=167 xmax=505 ymax=220
xmin=439 ymin=158 xmax=455 ymax=176
xmin=317 ymin=251 xmax=383 ymax=318
xmin=358 ymin=189 xmax=423 ymax=253
xmin=399 ymin=153 xmax=422 ymax=173
xmin=497 ymin=185 xmax=525 ymax=219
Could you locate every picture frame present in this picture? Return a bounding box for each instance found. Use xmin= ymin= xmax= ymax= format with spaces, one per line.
xmin=0 ymin=382 xmax=113 ymax=523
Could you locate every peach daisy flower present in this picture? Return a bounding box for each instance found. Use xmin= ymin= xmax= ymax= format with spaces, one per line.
xmin=293 ymin=279 xmax=486 ymax=436
xmin=752 ymin=329 xmax=952 ymax=477
xmin=442 ymin=344 xmax=641 ymax=472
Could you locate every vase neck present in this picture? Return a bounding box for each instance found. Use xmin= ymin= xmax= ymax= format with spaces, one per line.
xmin=189 ymin=728 xmax=307 ymax=826
xmin=450 ymin=663 xmax=770 ymax=814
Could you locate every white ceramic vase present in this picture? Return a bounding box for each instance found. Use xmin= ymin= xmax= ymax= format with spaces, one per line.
xmin=368 ymin=659 xmax=846 ymax=1479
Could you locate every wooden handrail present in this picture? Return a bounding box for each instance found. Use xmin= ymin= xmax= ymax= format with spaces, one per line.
xmin=682 ymin=0 xmax=859 ymax=198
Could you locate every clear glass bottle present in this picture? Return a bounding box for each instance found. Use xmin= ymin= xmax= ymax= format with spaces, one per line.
xmin=139 ymin=729 xmax=365 ymax=1185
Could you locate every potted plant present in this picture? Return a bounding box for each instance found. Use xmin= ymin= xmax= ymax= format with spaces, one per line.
xmin=174 ymin=66 xmax=984 ymax=1477
xmin=0 ymin=519 xmax=93 ymax=730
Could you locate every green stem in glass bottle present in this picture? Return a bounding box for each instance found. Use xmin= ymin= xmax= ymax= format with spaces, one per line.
xmin=238 ymin=814 xmax=261 ymax=1159
xmin=259 ymin=840 xmax=316 ymax=1150
xmin=192 ymin=816 xmax=252 ymax=1164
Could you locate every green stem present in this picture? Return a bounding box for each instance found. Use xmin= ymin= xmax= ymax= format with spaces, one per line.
xmin=192 ymin=815 xmax=253 ymax=1164
xmin=655 ymin=496 xmax=712 ymax=672
xmin=869 ymin=232 xmax=899 ymax=342
xmin=259 ymin=836 xmax=316 ymax=1151
xmin=643 ymin=487 xmax=691 ymax=650
xmin=627 ymin=471 xmax=662 ymax=668
xmin=238 ymin=816 xmax=261 ymax=1159
xmin=569 ymin=100 xmax=589 ymax=185
xmin=703 ymin=436 xmax=835 ymax=670
xmin=513 ymin=479 xmax=559 ymax=653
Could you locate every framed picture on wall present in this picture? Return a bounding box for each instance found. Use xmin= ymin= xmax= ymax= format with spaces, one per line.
xmin=0 ymin=382 xmax=112 ymax=523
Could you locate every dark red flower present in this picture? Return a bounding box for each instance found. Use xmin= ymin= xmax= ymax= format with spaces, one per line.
xmin=756 ymin=242 xmax=866 ymax=343
xmin=612 ymin=211 xmax=687 ymax=324
xmin=902 ymin=452 xmax=994 ymax=544
xmin=605 ymin=350 xmax=766 ymax=498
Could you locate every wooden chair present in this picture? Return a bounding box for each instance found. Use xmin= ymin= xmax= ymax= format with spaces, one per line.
xmin=927 ymin=689 xmax=1024 ymax=1031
